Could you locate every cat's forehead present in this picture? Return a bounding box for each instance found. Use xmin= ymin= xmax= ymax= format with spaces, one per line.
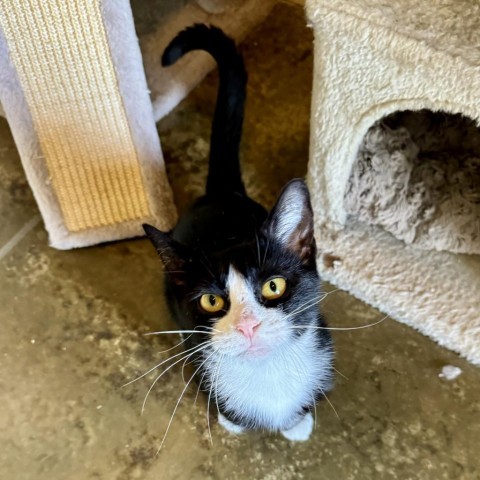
xmin=226 ymin=265 xmax=252 ymax=295
xmin=202 ymin=238 xmax=297 ymax=285
xmin=208 ymin=242 xmax=258 ymax=276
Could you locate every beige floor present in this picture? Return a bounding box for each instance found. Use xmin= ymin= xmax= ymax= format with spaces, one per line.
xmin=0 ymin=3 xmax=479 ymax=479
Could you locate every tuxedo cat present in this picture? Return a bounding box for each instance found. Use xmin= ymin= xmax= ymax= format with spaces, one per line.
xmin=144 ymin=24 xmax=333 ymax=441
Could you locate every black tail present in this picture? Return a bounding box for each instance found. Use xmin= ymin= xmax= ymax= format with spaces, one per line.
xmin=162 ymin=24 xmax=246 ymax=197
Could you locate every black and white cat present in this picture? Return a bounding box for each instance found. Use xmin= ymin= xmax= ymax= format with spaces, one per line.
xmin=144 ymin=24 xmax=333 ymax=441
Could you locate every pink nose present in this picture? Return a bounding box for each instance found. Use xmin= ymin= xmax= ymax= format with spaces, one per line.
xmin=236 ymin=318 xmax=260 ymax=340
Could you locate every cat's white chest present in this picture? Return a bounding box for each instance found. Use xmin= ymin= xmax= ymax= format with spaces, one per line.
xmin=213 ymin=332 xmax=331 ymax=430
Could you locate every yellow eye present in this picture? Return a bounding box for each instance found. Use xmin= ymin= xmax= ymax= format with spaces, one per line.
xmin=200 ymin=294 xmax=225 ymax=313
xmin=261 ymin=277 xmax=287 ymax=300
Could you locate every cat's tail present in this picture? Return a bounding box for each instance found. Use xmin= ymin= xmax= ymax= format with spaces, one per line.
xmin=162 ymin=24 xmax=246 ymax=197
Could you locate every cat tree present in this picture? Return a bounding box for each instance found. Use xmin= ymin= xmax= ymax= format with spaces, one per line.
xmin=0 ymin=0 xmax=273 ymax=249
xmin=306 ymin=0 xmax=480 ymax=365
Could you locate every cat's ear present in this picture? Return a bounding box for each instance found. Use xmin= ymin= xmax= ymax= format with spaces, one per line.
xmin=143 ymin=224 xmax=190 ymax=284
xmin=262 ymin=179 xmax=316 ymax=264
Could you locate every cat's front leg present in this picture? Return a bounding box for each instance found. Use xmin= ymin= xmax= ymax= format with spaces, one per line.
xmin=218 ymin=413 xmax=246 ymax=435
xmin=280 ymin=412 xmax=314 ymax=442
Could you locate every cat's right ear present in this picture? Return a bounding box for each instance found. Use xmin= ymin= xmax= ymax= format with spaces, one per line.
xmin=262 ymin=179 xmax=316 ymax=265
xmin=143 ymin=224 xmax=190 ymax=284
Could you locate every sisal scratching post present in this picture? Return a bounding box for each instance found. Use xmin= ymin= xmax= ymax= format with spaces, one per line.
xmin=306 ymin=0 xmax=480 ymax=364
xmin=0 ymin=0 xmax=176 ymax=249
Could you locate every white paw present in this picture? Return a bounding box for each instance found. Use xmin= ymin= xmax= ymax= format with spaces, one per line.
xmin=281 ymin=413 xmax=314 ymax=442
xmin=218 ymin=413 xmax=246 ymax=435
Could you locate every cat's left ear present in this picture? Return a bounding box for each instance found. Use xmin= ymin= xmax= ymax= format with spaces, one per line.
xmin=143 ymin=224 xmax=190 ymax=284
xmin=262 ymin=179 xmax=316 ymax=264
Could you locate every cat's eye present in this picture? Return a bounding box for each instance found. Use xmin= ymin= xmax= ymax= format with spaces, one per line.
xmin=261 ymin=277 xmax=287 ymax=300
xmin=200 ymin=294 xmax=225 ymax=313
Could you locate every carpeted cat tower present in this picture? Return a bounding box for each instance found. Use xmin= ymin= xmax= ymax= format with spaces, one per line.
xmin=306 ymin=0 xmax=480 ymax=365
xmin=0 ymin=0 xmax=273 ymax=249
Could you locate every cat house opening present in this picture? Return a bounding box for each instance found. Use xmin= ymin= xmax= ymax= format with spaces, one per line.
xmin=344 ymin=110 xmax=480 ymax=255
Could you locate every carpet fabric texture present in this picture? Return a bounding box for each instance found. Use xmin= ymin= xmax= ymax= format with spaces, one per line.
xmin=316 ymin=221 xmax=480 ymax=366
xmin=345 ymin=111 xmax=480 ymax=255
xmin=306 ymin=0 xmax=480 ymax=364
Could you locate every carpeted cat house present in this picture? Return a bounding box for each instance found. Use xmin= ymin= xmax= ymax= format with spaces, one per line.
xmin=306 ymin=0 xmax=480 ymax=365
xmin=0 ymin=0 xmax=273 ymax=249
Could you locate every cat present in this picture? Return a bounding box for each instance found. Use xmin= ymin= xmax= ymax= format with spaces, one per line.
xmin=143 ymin=24 xmax=333 ymax=442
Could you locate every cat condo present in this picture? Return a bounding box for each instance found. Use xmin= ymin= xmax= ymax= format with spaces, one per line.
xmin=305 ymin=0 xmax=480 ymax=365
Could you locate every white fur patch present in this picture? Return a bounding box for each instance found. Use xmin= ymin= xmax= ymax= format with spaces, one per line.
xmin=439 ymin=365 xmax=462 ymax=380
xmin=281 ymin=412 xmax=314 ymax=441
xmin=218 ymin=413 xmax=245 ymax=435
xmin=274 ymin=188 xmax=304 ymax=245
xmin=205 ymin=267 xmax=333 ymax=431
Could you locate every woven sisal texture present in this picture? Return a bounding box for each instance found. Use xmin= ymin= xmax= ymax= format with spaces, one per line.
xmin=0 ymin=0 xmax=150 ymax=232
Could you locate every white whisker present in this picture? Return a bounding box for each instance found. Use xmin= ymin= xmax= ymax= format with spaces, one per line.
xmin=122 ymin=341 xmax=210 ymax=387
xmin=206 ymin=364 xmax=216 ymax=446
xmin=155 ymin=351 xmax=216 ymax=455
xmin=141 ymin=343 xmax=212 ymax=414
xmin=333 ymin=366 xmax=349 ymax=380
xmin=319 ymin=386 xmax=339 ymax=419
xmin=289 ymin=314 xmax=389 ymax=331
xmin=144 ymin=326 xmax=221 ymax=336
xmin=214 ymin=355 xmax=225 ymax=418
xmin=157 ymin=334 xmax=193 ymax=355
xmin=141 ymin=339 xmax=223 ymax=415
xmin=284 ymin=295 xmax=327 ymax=320
xmin=180 ymin=347 xmax=209 ymax=385
xmin=181 ymin=354 xmax=191 ymax=385
xmin=194 ymin=367 xmax=209 ymax=406
xmin=284 ymin=290 xmax=338 ymax=320
xmin=254 ymin=232 xmax=261 ymax=267
xmin=262 ymin=236 xmax=270 ymax=268
xmin=199 ymin=255 xmax=216 ymax=280
xmin=324 ymin=288 xmax=340 ymax=296
xmin=284 ymin=289 xmax=340 ymax=320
